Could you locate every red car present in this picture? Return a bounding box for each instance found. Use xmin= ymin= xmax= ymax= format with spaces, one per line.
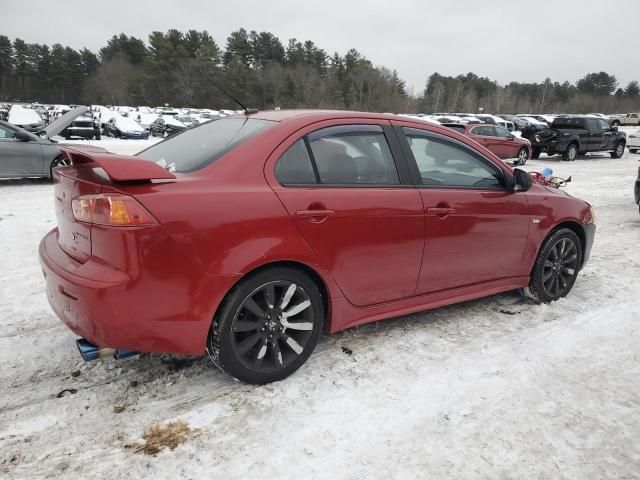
xmin=39 ymin=110 xmax=595 ymax=384
xmin=450 ymin=123 xmax=532 ymax=165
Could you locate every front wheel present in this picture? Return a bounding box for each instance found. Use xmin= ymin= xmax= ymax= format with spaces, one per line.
xmin=49 ymin=154 xmax=70 ymax=179
xmin=610 ymin=142 xmax=625 ymax=158
xmin=207 ymin=267 xmax=325 ymax=384
xmin=516 ymin=147 xmax=529 ymax=165
xmin=524 ymin=228 xmax=582 ymax=303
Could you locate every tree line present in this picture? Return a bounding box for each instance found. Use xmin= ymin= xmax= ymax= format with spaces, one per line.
xmin=0 ymin=30 xmax=639 ymax=114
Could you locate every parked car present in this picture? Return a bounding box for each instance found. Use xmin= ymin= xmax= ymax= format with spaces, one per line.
xmin=105 ymin=116 xmax=150 ymax=139
xmin=176 ymin=115 xmax=200 ymax=128
xmin=60 ymin=113 xmax=101 ymax=140
xmin=149 ymin=115 xmax=187 ymax=137
xmin=496 ymin=120 xmax=516 ymax=132
xmin=461 ymin=123 xmax=531 ymax=164
xmin=0 ymin=107 xmax=105 ymax=179
xmin=627 ymin=129 xmax=640 ymax=154
xmin=134 ymin=113 xmax=160 ymax=130
xmin=501 ymin=115 xmax=530 ymax=130
xmin=8 ymin=105 xmax=46 ymax=132
xmin=523 ymin=115 xmax=626 ymax=161
xmin=0 ymin=105 xmax=8 ymax=121
xmin=39 ymin=110 xmax=596 ymax=384
xmin=608 ymin=113 xmax=640 ymax=127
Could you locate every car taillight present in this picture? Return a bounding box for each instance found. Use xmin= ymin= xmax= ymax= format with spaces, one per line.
xmin=71 ymin=193 xmax=158 ymax=226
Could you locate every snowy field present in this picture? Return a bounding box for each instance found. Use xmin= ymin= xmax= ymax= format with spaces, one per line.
xmin=1 ymin=139 xmax=640 ymax=479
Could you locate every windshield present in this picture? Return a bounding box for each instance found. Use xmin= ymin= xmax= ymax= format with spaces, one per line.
xmin=137 ymin=117 xmax=275 ymax=173
xmin=116 ymin=117 xmax=143 ymax=131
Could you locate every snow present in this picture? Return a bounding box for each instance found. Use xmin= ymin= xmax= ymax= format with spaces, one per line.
xmin=113 ymin=116 xmax=146 ymax=133
xmin=162 ymin=115 xmax=186 ymax=127
xmin=1 ymin=144 xmax=639 ymax=479
xmin=8 ymin=105 xmax=42 ymax=126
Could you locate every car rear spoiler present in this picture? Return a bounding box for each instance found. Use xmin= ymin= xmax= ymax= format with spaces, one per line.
xmin=59 ymin=146 xmax=176 ymax=182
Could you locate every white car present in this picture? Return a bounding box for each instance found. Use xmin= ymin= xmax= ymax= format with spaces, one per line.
xmin=9 ymin=105 xmax=45 ymax=132
xmin=134 ymin=113 xmax=160 ymax=130
xmin=628 ymin=129 xmax=640 ymax=153
xmin=517 ymin=116 xmax=547 ymax=126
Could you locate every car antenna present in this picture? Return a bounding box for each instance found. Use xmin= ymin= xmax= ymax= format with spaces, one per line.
xmin=194 ymin=68 xmax=258 ymax=115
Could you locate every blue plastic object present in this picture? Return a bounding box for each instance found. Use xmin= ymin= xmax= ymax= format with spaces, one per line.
xmin=542 ymin=167 xmax=554 ymax=177
xmin=75 ymin=338 xmax=138 ymax=361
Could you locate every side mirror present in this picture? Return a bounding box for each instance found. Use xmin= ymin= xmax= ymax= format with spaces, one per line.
xmin=14 ymin=130 xmax=31 ymax=141
xmin=512 ymin=168 xmax=531 ymax=192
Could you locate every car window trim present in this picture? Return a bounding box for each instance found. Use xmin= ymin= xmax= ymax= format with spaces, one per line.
xmin=277 ymin=123 xmax=413 ymax=188
xmin=395 ymin=125 xmax=511 ymax=191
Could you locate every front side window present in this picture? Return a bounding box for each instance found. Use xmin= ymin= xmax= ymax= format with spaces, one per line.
xmin=494 ymin=126 xmax=512 ymax=138
xmin=308 ymin=126 xmax=400 ymax=185
xmin=403 ymin=128 xmax=504 ymax=189
xmin=598 ymin=119 xmax=611 ymax=130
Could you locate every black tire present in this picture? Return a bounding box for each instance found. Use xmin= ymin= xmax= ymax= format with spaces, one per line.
xmin=516 ymin=147 xmax=529 ymax=165
xmin=610 ymin=142 xmax=625 ymax=159
xmin=531 ymin=147 xmax=541 ymax=159
xmin=207 ymin=267 xmax=325 ymax=384
xmin=612 ymin=120 xmax=620 ymax=127
xmin=524 ymin=228 xmax=583 ymax=303
xmin=49 ymin=154 xmax=69 ymax=179
xmin=562 ymin=143 xmax=578 ymax=161
xmin=630 ymin=149 xmax=638 ymax=154
xmin=94 ymin=130 xmax=101 ymax=140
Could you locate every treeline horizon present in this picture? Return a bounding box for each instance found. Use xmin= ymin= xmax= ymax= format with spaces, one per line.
xmin=1 ymin=29 xmax=639 ymax=114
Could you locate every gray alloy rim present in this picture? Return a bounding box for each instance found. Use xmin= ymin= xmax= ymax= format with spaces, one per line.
xmin=518 ymin=148 xmax=528 ymax=163
xmin=568 ymin=146 xmax=577 ymax=160
xmin=616 ymin=143 xmax=624 ymax=157
xmin=542 ymin=238 xmax=579 ymax=298
xmin=230 ymin=281 xmax=315 ymax=374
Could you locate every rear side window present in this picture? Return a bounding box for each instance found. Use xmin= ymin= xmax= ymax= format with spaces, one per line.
xmin=597 ymin=119 xmax=610 ymax=130
xmin=275 ymin=139 xmax=317 ymax=185
xmin=137 ymin=117 xmax=274 ymax=173
xmin=308 ymin=126 xmax=400 ymax=185
xmin=403 ymin=128 xmax=503 ymax=189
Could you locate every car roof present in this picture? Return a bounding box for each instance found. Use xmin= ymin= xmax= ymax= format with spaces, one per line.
xmin=247 ymin=109 xmax=413 ymax=123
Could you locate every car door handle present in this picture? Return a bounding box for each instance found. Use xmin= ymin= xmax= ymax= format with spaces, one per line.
xmin=296 ymin=209 xmax=335 ymax=218
xmin=427 ymin=207 xmax=456 ymax=217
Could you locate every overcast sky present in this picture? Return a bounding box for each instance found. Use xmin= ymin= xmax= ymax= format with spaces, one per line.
xmin=2 ymin=0 xmax=639 ymax=92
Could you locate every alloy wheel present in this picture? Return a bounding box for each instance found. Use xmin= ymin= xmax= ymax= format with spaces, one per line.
xmin=542 ymin=238 xmax=579 ymax=298
xmin=230 ymin=281 xmax=315 ymax=374
xmin=615 ymin=143 xmax=624 ymax=157
xmin=517 ymin=148 xmax=528 ymax=165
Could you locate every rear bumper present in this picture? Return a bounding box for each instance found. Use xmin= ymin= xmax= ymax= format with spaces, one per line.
xmin=39 ymin=228 xmax=239 ymax=355
xmin=582 ymin=223 xmax=596 ymax=268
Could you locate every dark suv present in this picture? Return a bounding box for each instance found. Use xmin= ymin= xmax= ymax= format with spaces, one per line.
xmin=60 ymin=113 xmax=101 ymax=140
xmin=523 ymin=115 xmax=626 ymax=160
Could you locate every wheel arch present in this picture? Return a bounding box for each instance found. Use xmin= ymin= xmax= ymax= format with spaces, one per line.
xmin=213 ymin=259 xmax=333 ymax=334
xmin=545 ymin=221 xmax=587 ymax=269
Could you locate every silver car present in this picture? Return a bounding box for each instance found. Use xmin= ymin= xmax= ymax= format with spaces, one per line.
xmin=0 ymin=107 xmax=101 ymax=179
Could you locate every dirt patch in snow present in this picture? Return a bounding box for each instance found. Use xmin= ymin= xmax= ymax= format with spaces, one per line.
xmin=124 ymin=420 xmax=198 ymax=455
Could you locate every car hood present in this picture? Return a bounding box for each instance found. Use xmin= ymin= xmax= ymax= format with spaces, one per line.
xmin=42 ymin=106 xmax=89 ymax=138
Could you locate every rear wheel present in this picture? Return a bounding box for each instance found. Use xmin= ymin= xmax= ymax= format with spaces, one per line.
xmin=610 ymin=142 xmax=625 ymax=158
xmin=207 ymin=267 xmax=325 ymax=384
xmin=516 ymin=147 xmax=529 ymax=165
xmin=562 ymin=143 xmax=578 ymax=161
xmin=523 ymin=228 xmax=582 ymax=303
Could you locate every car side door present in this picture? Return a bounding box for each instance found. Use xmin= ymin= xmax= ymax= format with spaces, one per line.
xmin=597 ymin=118 xmax=614 ymax=149
xmin=492 ymin=126 xmax=519 ymax=158
xmin=394 ymin=123 xmax=531 ymax=294
xmin=266 ymin=121 xmax=425 ymax=307
xmin=0 ymin=123 xmax=45 ymax=177
xmin=585 ymin=118 xmax=604 ymax=151
xmin=468 ymin=125 xmax=494 ymax=150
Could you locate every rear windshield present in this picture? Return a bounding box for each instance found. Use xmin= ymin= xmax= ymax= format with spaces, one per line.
xmin=137 ymin=117 xmax=275 ymax=172
xmin=551 ymin=118 xmax=585 ymax=129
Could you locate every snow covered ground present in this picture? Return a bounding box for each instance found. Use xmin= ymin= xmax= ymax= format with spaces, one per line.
xmin=1 ymin=143 xmax=639 ymax=479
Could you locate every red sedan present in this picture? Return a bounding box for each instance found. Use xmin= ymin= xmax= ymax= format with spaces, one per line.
xmin=40 ymin=110 xmax=595 ymax=384
xmin=458 ymin=123 xmax=532 ymax=165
